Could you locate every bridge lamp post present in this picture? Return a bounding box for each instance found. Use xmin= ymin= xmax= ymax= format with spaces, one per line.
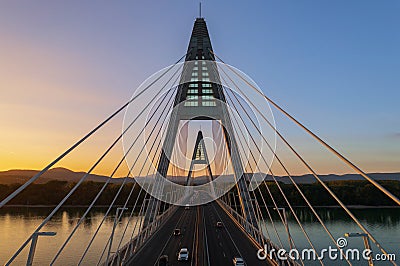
xmin=274 ymin=207 xmax=293 ymax=250
xmin=344 ymin=232 xmax=374 ymax=266
xmin=27 ymin=231 xmax=56 ymax=266
xmin=171 ymin=191 xmax=177 ymax=204
xmin=136 ymin=199 xmax=150 ymax=246
xmin=228 ymin=192 xmax=238 ymax=215
xmin=227 ymin=192 xmax=233 ymax=208
xmin=106 ymin=207 xmax=128 ymax=264
xmin=164 ymin=192 xmax=172 ymax=212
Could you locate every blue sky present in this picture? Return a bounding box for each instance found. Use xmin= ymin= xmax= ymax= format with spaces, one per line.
xmin=0 ymin=1 xmax=399 ymax=174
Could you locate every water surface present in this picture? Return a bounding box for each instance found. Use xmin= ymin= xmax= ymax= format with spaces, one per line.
xmin=0 ymin=207 xmax=140 ymax=265
xmin=1 ymin=207 xmax=399 ymax=265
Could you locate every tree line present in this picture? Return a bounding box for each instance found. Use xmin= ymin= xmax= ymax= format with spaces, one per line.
xmin=0 ymin=181 xmax=145 ymax=207
xmin=252 ymin=180 xmax=400 ymax=206
xmin=0 ymin=180 xmax=399 ymax=207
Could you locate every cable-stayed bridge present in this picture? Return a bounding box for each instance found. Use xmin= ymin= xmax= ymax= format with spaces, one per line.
xmin=1 ymin=16 xmax=399 ymax=266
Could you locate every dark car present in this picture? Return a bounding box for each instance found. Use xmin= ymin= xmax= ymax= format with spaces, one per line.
xmin=158 ymin=255 xmax=168 ymax=266
xmin=174 ymin=228 xmax=181 ymax=236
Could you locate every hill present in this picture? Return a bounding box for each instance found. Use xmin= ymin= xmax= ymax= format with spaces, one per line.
xmin=265 ymin=172 xmax=400 ymax=184
xmin=0 ymin=168 xmax=398 ymax=185
xmin=0 ymin=167 xmax=133 ymax=184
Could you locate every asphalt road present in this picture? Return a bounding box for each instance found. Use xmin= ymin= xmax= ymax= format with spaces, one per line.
xmin=127 ymin=201 xmax=270 ymax=266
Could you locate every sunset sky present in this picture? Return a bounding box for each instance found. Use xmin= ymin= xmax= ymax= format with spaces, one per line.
xmin=1 ymin=1 xmax=399 ymax=176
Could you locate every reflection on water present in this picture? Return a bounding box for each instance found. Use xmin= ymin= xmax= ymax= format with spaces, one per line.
xmin=1 ymin=207 xmax=399 ymax=265
xmin=261 ymin=207 xmax=400 ymax=266
xmin=0 ymin=207 xmax=141 ymax=265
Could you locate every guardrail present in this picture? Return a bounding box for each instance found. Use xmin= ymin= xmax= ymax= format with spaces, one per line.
xmin=104 ymin=204 xmax=178 ymax=266
xmin=217 ymin=199 xmax=300 ymax=266
xmin=106 ymin=192 xmax=192 ymax=266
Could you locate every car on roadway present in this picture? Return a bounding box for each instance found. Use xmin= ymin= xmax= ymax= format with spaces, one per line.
xmin=177 ymin=247 xmax=189 ymax=261
xmin=173 ymin=228 xmax=181 ymax=236
xmin=233 ymin=257 xmax=244 ymax=266
xmin=185 ymin=204 xmax=190 ymax=210
xmin=158 ymin=255 xmax=168 ymax=266
xmin=216 ymin=221 xmax=223 ymax=228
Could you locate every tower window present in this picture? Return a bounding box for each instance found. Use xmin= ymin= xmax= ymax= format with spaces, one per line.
xmin=188 ymin=89 xmax=198 ymax=94
xmin=202 ymin=89 xmax=213 ymax=94
xmin=202 ymin=95 xmax=213 ymax=100
xmin=184 ymin=101 xmax=198 ymax=107
xmin=202 ymin=101 xmax=216 ymax=106
xmin=187 ymin=95 xmax=198 ymax=100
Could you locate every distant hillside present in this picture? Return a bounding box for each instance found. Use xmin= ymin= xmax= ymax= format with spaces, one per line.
xmin=0 ymin=168 xmax=398 ymax=185
xmin=0 ymin=167 xmax=133 ymax=184
xmin=265 ymin=173 xmax=400 ymax=184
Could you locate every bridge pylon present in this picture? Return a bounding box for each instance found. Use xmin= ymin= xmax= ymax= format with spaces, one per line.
xmin=143 ymin=17 xmax=258 ymax=229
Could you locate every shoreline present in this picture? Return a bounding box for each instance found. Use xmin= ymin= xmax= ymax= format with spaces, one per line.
xmin=2 ymin=204 xmax=399 ymax=209
xmin=1 ymin=205 xmax=132 ymax=208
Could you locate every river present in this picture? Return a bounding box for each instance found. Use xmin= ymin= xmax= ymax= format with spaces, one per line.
xmin=0 ymin=206 xmax=399 ymax=265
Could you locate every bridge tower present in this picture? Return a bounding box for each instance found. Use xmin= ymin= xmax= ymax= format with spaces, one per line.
xmin=186 ymin=130 xmax=214 ymax=186
xmin=143 ymin=17 xmax=258 ymax=228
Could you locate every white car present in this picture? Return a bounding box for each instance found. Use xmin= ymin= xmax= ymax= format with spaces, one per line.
xmin=178 ymin=248 xmax=189 ymax=261
xmin=233 ymin=257 xmax=244 ymax=266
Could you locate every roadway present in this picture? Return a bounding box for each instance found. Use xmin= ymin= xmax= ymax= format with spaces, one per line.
xmin=127 ymin=200 xmax=270 ymax=266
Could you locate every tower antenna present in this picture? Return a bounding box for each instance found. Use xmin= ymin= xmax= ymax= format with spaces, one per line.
xmin=199 ymin=2 xmax=202 ymax=18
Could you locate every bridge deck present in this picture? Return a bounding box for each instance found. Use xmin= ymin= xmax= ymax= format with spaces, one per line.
xmin=126 ymin=201 xmax=271 ymax=265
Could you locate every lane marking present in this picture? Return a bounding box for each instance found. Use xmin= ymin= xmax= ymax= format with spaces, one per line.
xmin=152 ymin=208 xmax=188 ymax=266
xmin=211 ymin=202 xmax=245 ymax=264
xmin=203 ymin=206 xmax=211 ymax=266
xmin=191 ymin=206 xmax=200 ymax=266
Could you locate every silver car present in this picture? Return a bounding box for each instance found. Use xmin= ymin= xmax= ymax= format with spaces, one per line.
xmin=233 ymin=257 xmax=244 ymax=266
xmin=178 ymin=248 xmax=189 ymax=261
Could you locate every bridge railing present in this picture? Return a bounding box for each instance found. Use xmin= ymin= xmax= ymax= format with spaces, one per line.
xmin=107 ymin=192 xmax=193 ymax=266
xmin=105 ymin=204 xmax=178 ymax=266
xmin=217 ymin=199 xmax=300 ymax=266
